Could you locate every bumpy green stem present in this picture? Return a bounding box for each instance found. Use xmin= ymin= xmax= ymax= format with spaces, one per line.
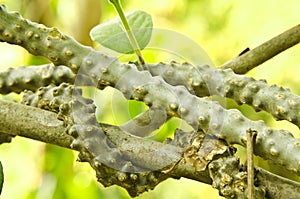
xmin=21 ymin=83 xmax=180 ymax=196
xmin=120 ymin=107 xmax=167 ymax=137
xmin=0 ymin=5 xmax=96 ymax=72
xmin=2 ymin=61 xmax=300 ymax=131
xmin=0 ymin=64 xmax=75 ymax=94
xmin=147 ymin=62 xmax=300 ymax=129
xmin=0 ymin=64 xmax=165 ymax=137
xmin=22 ymin=83 xmax=130 ymax=169
xmin=1 ymin=5 xmax=300 ymax=174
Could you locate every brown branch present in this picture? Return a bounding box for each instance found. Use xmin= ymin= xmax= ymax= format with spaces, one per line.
xmin=246 ymin=129 xmax=257 ymax=199
xmin=220 ymin=24 xmax=300 ymax=74
xmin=0 ymin=99 xmax=73 ymax=148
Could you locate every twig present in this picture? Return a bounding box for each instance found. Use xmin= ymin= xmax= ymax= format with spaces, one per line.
xmin=221 ymin=24 xmax=300 ymax=74
xmin=246 ymin=129 xmax=257 ymax=199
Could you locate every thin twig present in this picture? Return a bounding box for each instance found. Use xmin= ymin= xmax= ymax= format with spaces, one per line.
xmin=246 ymin=129 xmax=257 ymax=199
xmin=109 ymin=0 xmax=146 ymax=68
xmin=221 ymin=24 xmax=300 ymax=74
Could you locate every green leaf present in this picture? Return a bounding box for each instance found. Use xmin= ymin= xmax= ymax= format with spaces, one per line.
xmin=90 ymin=10 xmax=153 ymax=54
xmin=0 ymin=161 xmax=3 ymax=195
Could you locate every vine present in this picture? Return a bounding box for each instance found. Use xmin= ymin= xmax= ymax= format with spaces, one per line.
xmin=0 ymin=3 xmax=300 ymax=198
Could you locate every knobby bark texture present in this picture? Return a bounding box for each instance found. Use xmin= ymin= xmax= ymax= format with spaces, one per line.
xmin=0 ymin=4 xmax=300 ymax=198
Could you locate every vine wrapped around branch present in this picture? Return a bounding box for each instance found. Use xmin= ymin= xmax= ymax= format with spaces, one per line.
xmin=1 ymin=5 xmax=300 ymax=175
xmin=1 ymin=98 xmax=300 ymax=198
xmin=19 ymin=84 xmax=265 ymax=198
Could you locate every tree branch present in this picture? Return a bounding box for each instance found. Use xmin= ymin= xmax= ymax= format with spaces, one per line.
xmin=1 ymin=4 xmax=300 ymax=197
xmin=1 ymin=99 xmax=300 ymax=198
xmin=1 ymin=5 xmax=300 ymax=174
xmin=0 ymin=99 xmax=73 ymax=148
xmin=220 ymin=24 xmax=300 ymax=74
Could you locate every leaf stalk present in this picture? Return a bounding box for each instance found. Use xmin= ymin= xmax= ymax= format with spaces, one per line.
xmin=109 ymin=0 xmax=147 ymax=69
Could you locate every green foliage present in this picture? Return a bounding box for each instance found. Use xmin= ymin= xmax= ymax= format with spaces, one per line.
xmin=90 ymin=10 xmax=152 ymax=54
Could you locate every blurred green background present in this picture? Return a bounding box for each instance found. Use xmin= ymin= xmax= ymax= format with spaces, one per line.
xmin=0 ymin=0 xmax=300 ymax=198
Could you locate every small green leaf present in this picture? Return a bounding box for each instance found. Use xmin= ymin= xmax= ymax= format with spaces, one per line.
xmin=0 ymin=161 xmax=3 ymax=195
xmin=90 ymin=10 xmax=153 ymax=54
